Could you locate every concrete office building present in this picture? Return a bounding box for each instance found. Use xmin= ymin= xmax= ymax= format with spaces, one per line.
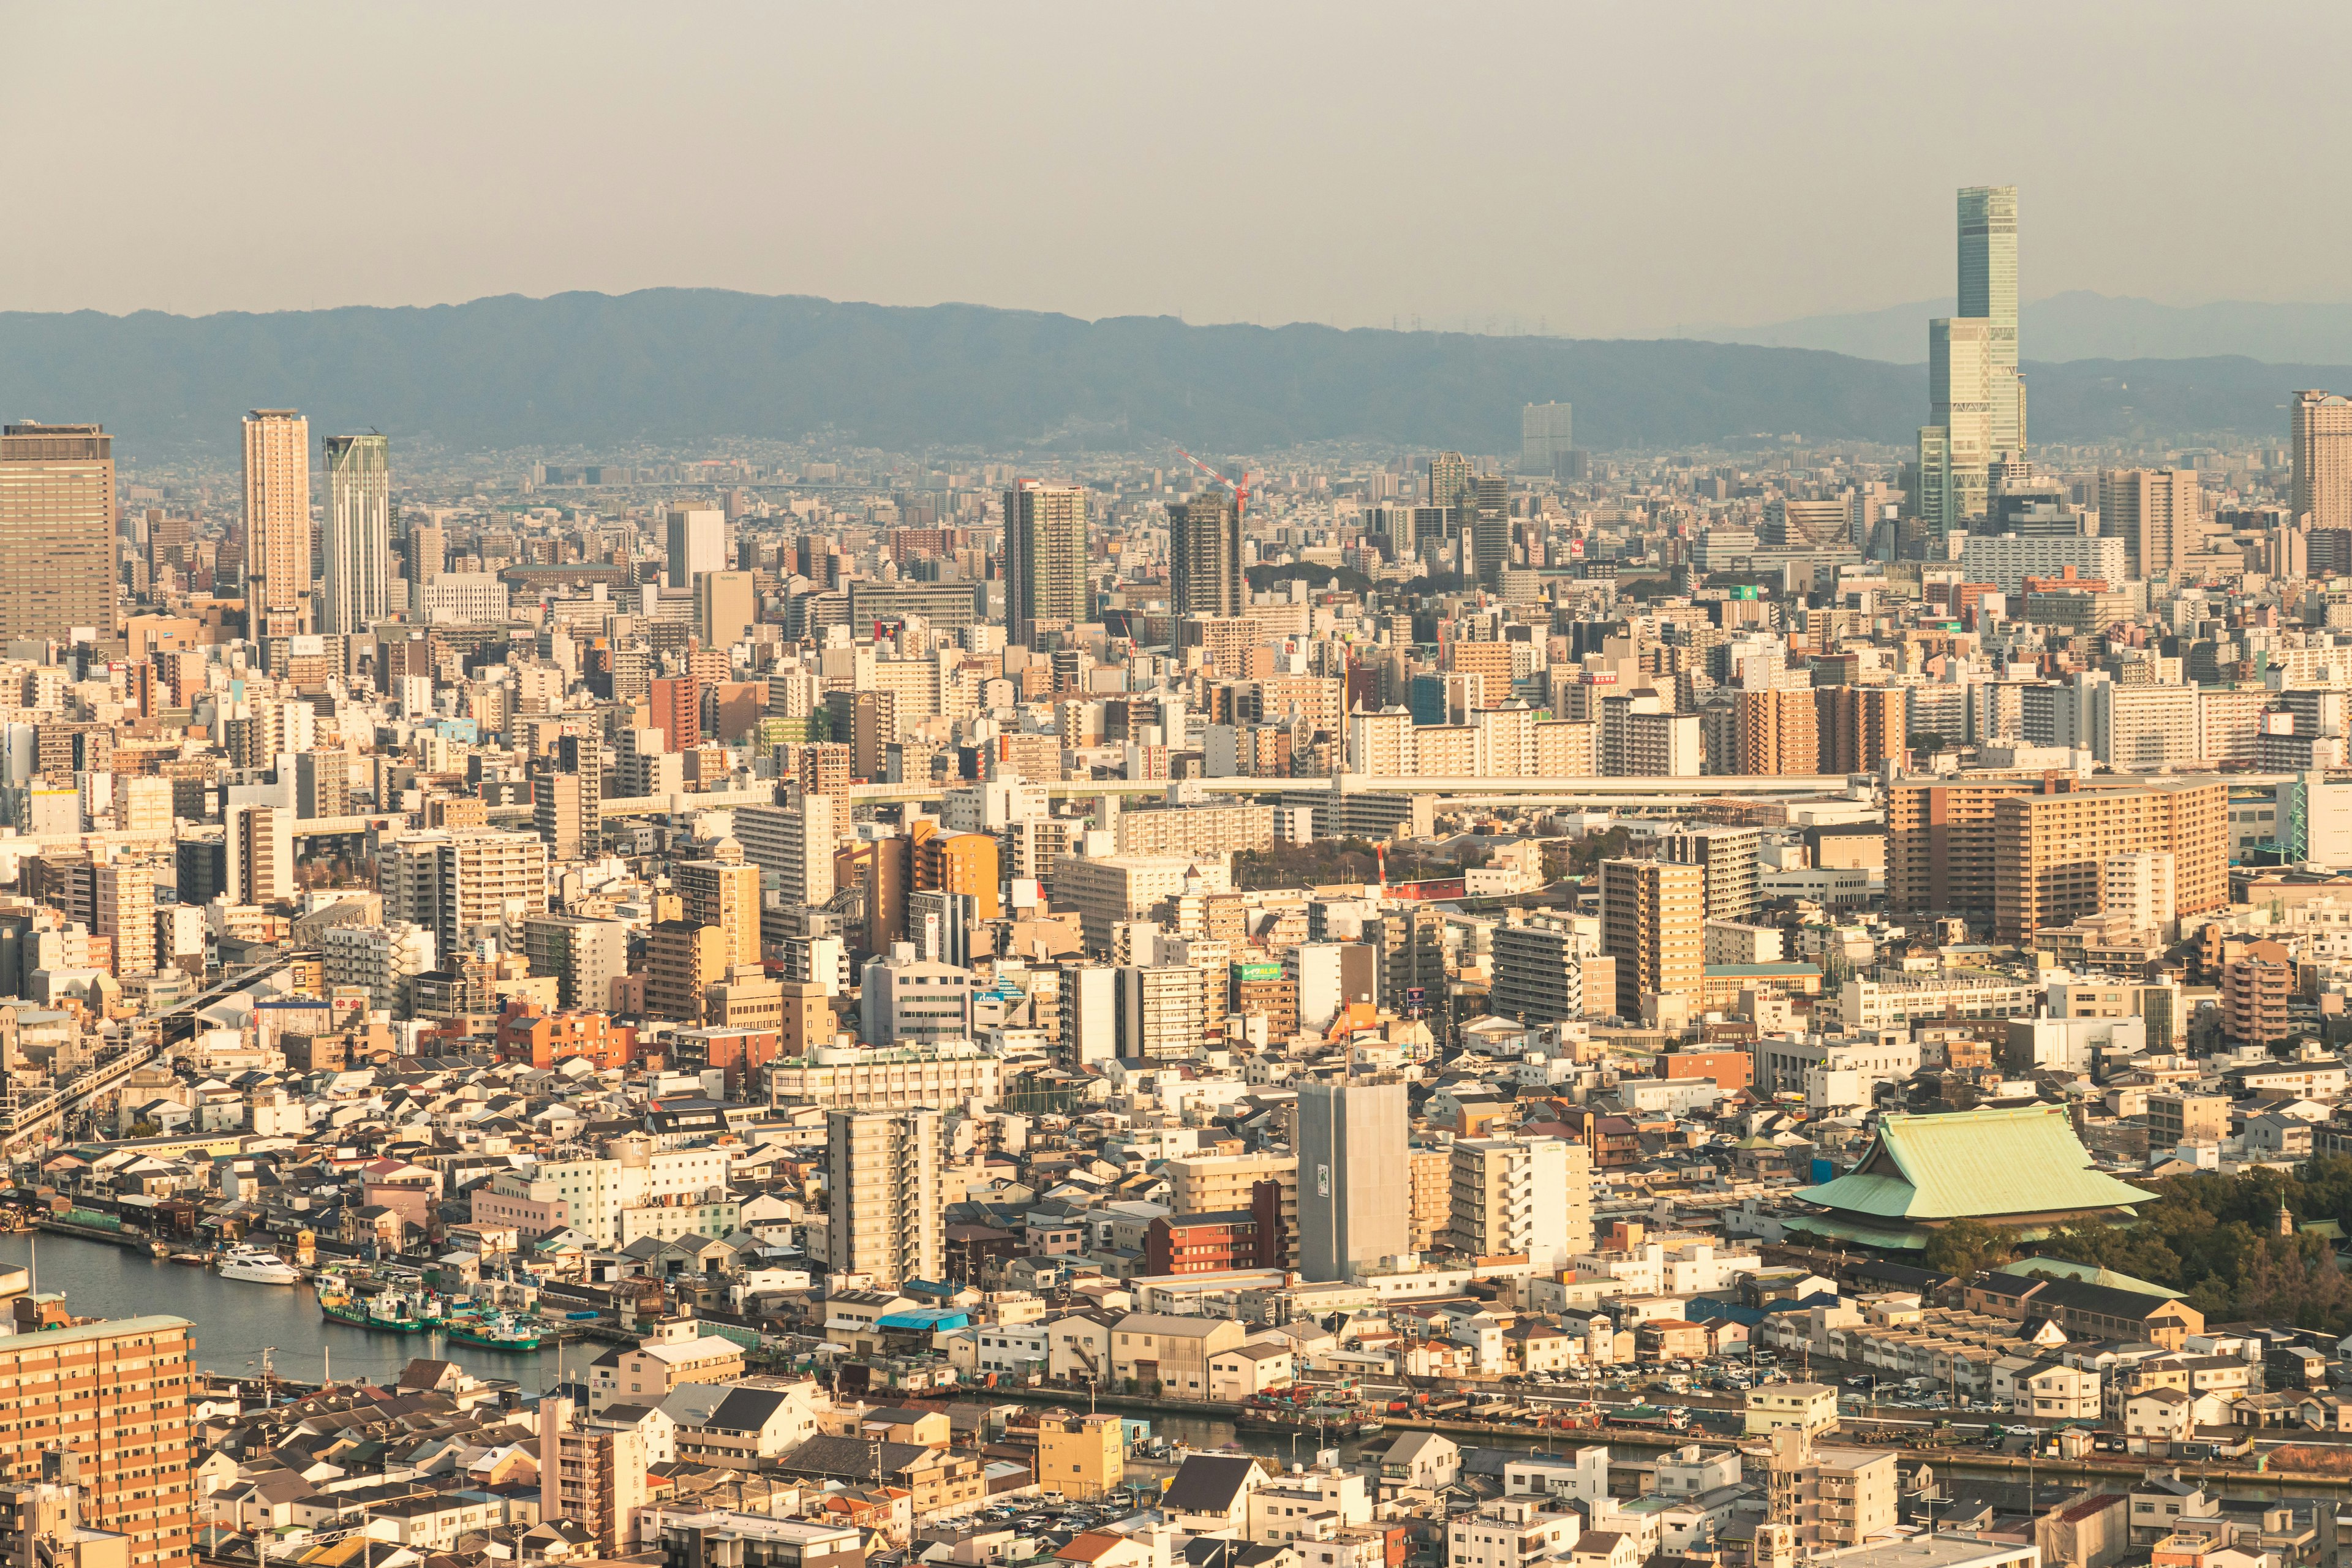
xmin=694 ymin=570 xmax=757 ymax=649
xmin=1600 ymin=857 xmax=1704 ymax=1019
xmin=1170 ymin=493 xmax=1243 ymax=619
xmin=1521 ymin=402 xmax=1574 ymax=475
xmin=2293 ymin=390 xmax=2352 ymax=530
xmin=1447 ymin=1136 xmax=1591 ymax=1272
xmin=0 ymin=423 xmax=116 ymax=641
xmin=1295 ymin=1079 xmax=1409 ymax=1283
xmin=665 ymin=508 xmax=728 ymax=588
xmin=1004 ymin=480 xmax=1088 ymax=647
xmin=320 ymin=434 xmax=392 ymax=635
xmin=826 ymin=1109 xmax=944 ymax=1289
xmin=242 ymin=410 xmax=311 ymax=638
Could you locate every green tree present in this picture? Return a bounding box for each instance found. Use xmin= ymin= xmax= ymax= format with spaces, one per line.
xmin=1921 ymin=1218 xmax=2018 ymax=1277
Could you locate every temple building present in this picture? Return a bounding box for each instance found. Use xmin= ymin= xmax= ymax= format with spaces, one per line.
xmin=1792 ymin=1104 xmax=2150 ymax=1250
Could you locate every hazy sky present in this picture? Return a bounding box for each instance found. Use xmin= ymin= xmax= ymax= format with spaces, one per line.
xmin=6 ymin=2 xmax=2346 ymax=336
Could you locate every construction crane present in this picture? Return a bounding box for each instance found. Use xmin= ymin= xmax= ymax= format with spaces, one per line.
xmin=1172 ymin=447 xmax=1254 ymax=522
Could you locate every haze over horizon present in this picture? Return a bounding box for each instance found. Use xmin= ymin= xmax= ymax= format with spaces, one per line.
xmin=8 ymin=2 xmax=2352 ymax=337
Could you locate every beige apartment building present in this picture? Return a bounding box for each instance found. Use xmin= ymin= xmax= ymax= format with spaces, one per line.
xmin=2100 ymin=467 xmax=2204 ymax=581
xmin=1765 ymin=1430 xmax=1896 ymax=1550
xmin=242 ymin=410 xmax=311 ymax=630
xmin=1053 ymin=854 xmax=1230 ymax=954
xmin=384 ymin=829 xmax=551 ymax=957
xmin=1991 ymin=780 xmax=2226 ymax=941
xmin=763 ymin=1041 xmax=1001 ymax=1109
xmin=2293 ymin=389 xmax=2352 ymax=529
xmin=1165 ymin=1148 xmax=1298 ymax=1251
xmin=675 ymin=858 xmax=761 ymax=970
xmin=826 ymin=1109 xmax=945 ymax=1289
xmin=1114 ymin=803 xmax=1274 ymax=858
xmin=0 ymin=423 xmax=118 ymax=641
xmin=1599 ymin=857 xmax=1704 ymax=1019
xmin=0 ymin=1316 xmax=195 ymax=1568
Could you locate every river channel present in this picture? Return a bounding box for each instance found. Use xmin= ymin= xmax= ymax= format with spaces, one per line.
xmin=0 ymin=1234 xmax=576 ymax=1388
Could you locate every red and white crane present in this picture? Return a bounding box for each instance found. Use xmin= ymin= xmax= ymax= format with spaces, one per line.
xmin=1172 ymin=447 xmax=1254 ymax=522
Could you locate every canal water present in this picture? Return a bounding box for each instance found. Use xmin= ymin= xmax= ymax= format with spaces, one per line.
xmin=0 ymin=1234 xmax=577 ymax=1389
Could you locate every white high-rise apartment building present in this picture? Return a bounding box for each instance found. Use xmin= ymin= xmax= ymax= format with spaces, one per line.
xmin=2100 ymin=469 xmax=2204 ymax=581
xmin=383 ymin=829 xmax=549 ymax=957
xmin=320 ymin=434 xmax=393 ymax=635
xmin=736 ymin=795 xmax=835 ymax=908
xmin=243 ymin=410 xmax=311 ymax=629
xmin=826 ymin=1109 xmax=944 ymax=1289
xmin=665 ymin=508 xmax=728 ymax=588
xmin=1447 ymin=1136 xmax=1592 ymax=1273
xmin=2104 ymin=851 xmax=2177 ymax=931
xmin=322 ymin=922 xmax=437 ymax=1018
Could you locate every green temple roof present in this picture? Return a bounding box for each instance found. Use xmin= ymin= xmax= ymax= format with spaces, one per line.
xmin=1794 ymin=1105 xmax=2149 ymax=1223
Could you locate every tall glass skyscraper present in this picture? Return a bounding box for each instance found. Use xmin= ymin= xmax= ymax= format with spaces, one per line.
xmin=1920 ymin=185 xmax=2022 ymax=539
xmin=1958 ymin=185 xmax=2022 ymax=455
xmin=321 ymin=434 xmax=393 ymax=635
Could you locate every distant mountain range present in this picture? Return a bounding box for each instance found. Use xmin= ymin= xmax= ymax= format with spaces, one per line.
xmin=1702 ymin=289 xmax=2352 ymax=367
xmin=0 ymin=288 xmax=2343 ymax=459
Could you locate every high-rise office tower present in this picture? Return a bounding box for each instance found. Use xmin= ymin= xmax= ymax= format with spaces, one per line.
xmin=1425 ymin=451 xmax=1471 ymax=512
xmin=1600 ymin=856 xmax=1703 ymax=1020
xmin=0 ymin=1315 xmax=197 ymax=1568
xmin=0 ymin=423 xmax=116 ymax=642
xmin=241 ymin=410 xmax=311 ymax=636
xmin=695 ymin=569 xmax=756 ymax=649
xmin=1003 ymin=480 xmax=1088 ymax=647
xmin=1169 ymin=494 xmax=1243 ymax=619
xmin=1920 ymin=186 xmax=2022 ymax=539
xmin=1921 ymin=317 xmax=1994 ymax=535
xmin=1958 ymin=186 xmax=2022 ymax=456
xmin=319 ymin=434 xmax=391 ymax=635
xmin=2100 ymin=469 xmax=2204 ymax=582
xmin=1295 ymin=1079 xmax=1409 ymax=1282
xmin=1447 ymin=1136 xmax=1591 ymax=1272
xmin=826 ymin=1108 xmax=944 ymax=1289
xmin=1520 ymin=402 xmax=1575 ymax=475
xmin=1466 ymin=474 xmax=1510 ymax=588
xmin=665 ymin=508 xmax=727 ymax=588
xmin=2292 ymin=390 xmax=2352 ymax=529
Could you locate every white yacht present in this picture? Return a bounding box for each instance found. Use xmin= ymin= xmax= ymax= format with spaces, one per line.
xmin=217 ymin=1245 xmax=303 ymax=1286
